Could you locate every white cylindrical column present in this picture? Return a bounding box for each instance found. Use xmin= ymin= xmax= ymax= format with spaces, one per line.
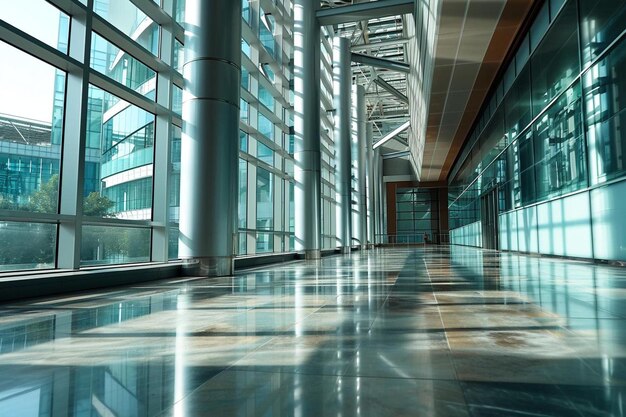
xmin=179 ymin=0 xmax=241 ymax=276
xmin=294 ymin=0 xmax=322 ymax=260
xmin=356 ymin=85 xmax=368 ymax=249
xmin=366 ymin=122 xmax=375 ymax=248
xmin=333 ymin=37 xmax=352 ymax=254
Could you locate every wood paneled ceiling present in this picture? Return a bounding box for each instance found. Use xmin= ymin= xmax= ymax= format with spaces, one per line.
xmin=420 ymin=0 xmax=535 ymax=182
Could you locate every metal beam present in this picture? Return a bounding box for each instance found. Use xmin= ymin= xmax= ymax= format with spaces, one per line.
xmin=382 ymin=150 xmax=410 ymax=159
xmin=393 ymin=136 xmax=409 ymax=147
xmin=370 ymin=116 xmax=409 ymax=123
xmin=373 ymin=77 xmax=408 ymax=104
xmin=317 ymin=0 xmax=414 ymax=26
xmin=373 ymin=121 xmax=410 ymax=149
xmin=352 ymin=38 xmax=409 ymax=52
xmin=352 ymin=52 xmax=410 ymax=74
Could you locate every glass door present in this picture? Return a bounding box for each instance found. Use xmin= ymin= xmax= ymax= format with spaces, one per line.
xmin=480 ymin=187 xmax=499 ymax=250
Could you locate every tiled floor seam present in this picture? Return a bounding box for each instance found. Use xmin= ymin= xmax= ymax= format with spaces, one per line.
xmin=422 ymin=254 xmax=473 ymax=417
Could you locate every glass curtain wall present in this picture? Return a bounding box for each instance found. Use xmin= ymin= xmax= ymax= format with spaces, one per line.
xmin=0 ymin=0 xmax=302 ymax=272
xmin=320 ymin=27 xmax=338 ymax=250
xmin=238 ymin=0 xmax=295 ymax=256
xmin=396 ymin=188 xmax=440 ymax=244
xmin=448 ymin=0 xmax=626 ymax=261
xmin=0 ymin=0 xmax=180 ymax=271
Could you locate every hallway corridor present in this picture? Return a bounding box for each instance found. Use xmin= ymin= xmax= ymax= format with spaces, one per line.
xmin=1 ymin=247 xmax=625 ymax=416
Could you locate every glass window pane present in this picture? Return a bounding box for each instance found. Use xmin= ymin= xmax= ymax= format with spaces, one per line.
xmin=93 ymin=0 xmax=159 ymax=56
xmin=240 ymin=99 xmax=249 ymax=124
xmin=256 ymin=167 xmax=273 ymax=230
xmin=259 ymin=84 xmax=274 ymax=109
xmin=174 ymin=39 xmax=184 ymax=73
xmin=584 ymin=40 xmax=626 ymax=184
xmin=0 ymin=42 xmax=65 ymax=213
xmin=259 ymin=11 xmax=276 ymax=59
xmin=531 ymin=1 xmax=580 ymax=116
xmin=90 ymin=32 xmax=156 ymax=100
xmin=579 ymin=0 xmax=626 ymax=65
xmin=242 ymin=39 xmax=251 ymax=58
xmin=168 ymin=126 xmax=181 ymax=259
xmin=173 ymin=85 xmax=182 ymax=115
xmin=258 ymin=113 xmax=274 ymax=140
xmin=0 ymin=0 xmax=69 ymax=53
xmin=414 ymin=219 xmax=432 ymax=230
xmin=256 ymin=232 xmax=273 ymax=253
xmin=242 ymin=0 xmax=251 ymax=24
xmin=534 ymin=82 xmax=586 ymax=199
xmin=504 ymin=63 xmax=531 ymax=141
xmin=81 ymin=225 xmax=151 ymax=266
xmin=238 ymin=231 xmax=247 ymax=255
xmin=289 ymin=181 xmax=294 ymax=233
xmin=519 ymin=131 xmax=537 ymax=205
xmin=239 ymin=159 xmax=247 ymax=228
xmin=397 ymin=220 xmax=413 ymax=232
xmin=240 ymin=131 xmax=248 ymax=152
xmin=515 ymin=36 xmax=530 ymax=73
xmin=84 ymin=85 xmax=155 ymax=220
xmin=257 ymin=142 xmax=274 ymax=165
xmin=530 ymin=2 xmax=550 ymax=52
xmin=241 ymin=66 xmax=250 ymax=90
xmin=175 ymin=0 xmax=184 ymax=26
xmin=0 ymin=222 xmax=56 ymax=271
xmin=397 ymin=211 xmax=413 ymax=220
xmin=550 ymin=0 xmax=567 ymax=20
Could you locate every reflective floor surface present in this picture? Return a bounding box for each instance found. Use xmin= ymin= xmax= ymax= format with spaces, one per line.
xmin=1 ymin=246 xmax=626 ymax=416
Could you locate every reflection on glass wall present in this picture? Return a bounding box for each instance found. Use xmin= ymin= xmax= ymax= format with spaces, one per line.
xmin=534 ymin=82 xmax=586 ymax=200
xmin=85 ymin=85 xmax=155 ymax=221
xmin=0 ymin=0 xmax=69 ymax=53
xmin=238 ymin=159 xmax=248 ymax=255
xmin=0 ymin=42 xmax=65 ymax=213
xmin=396 ymin=188 xmax=440 ymax=244
xmin=256 ymin=167 xmax=273 ymax=253
xmin=90 ymin=31 xmax=156 ymax=100
xmin=81 ymin=225 xmax=151 ymax=266
xmin=579 ymin=0 xmax=626 ymax=66
xmin=93 ymin=0 xmax=159 ymax=55
xmin=168 ymin=126 xmax=181 ymax=260
xmin=585 ymin=39 xmax=626 ymax=184
xmin=0 ymin=29 xmax=66 ymax=271
xmin=0 ymin=0 xmax=301 ymax=271
xmin=530 ymin=1 xmax=579 ymax=117
xmin=237 ymin=0 xmax=296 ymax=256
xmin=449 ymin=0 xmax=626 ymax=262
xmin=0 ymin=0 xmax=175 ymax=271
xmin=0 ymin=222 xmax=56 ymax=271
xmin=320 ymin=26 xmax=338 ymax=250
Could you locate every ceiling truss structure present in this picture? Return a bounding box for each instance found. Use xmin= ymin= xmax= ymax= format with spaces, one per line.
xmin=325 ymin=0 xmax=413 ymax=157
xmin=321 ymin=0 xmax=536 ymax=182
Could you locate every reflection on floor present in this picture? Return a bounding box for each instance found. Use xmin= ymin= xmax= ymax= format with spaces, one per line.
xmin=1 ymin=247 xmax=625 ymax=416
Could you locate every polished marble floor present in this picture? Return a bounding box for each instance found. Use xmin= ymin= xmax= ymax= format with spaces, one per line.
xmin=1 ymin=247 xmax=626 ymax=416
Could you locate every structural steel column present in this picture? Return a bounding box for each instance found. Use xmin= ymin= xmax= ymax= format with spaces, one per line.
xmin=179 ymin=0 xmax=241 ymax=276
xmin=354 ymin=85 xmax=368 ymax=249
xmin=366 ymin=122 xmax=375 ymax=248
xmin=373 ymin=148 xmax=383 ymax=244
xmin=379 ymin=151 xmax=387 ymax=241
xmin=294 ymin=0 xmax=322 ymax=260
xmin=334 ymin=37 xmax=352 ymax=254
